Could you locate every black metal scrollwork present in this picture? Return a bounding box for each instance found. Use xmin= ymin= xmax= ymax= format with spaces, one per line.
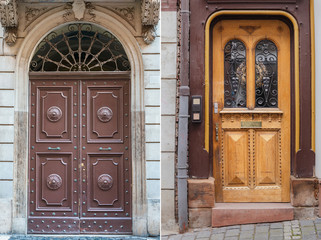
xmin=30 ymin=23 xmax=130 ymax=72
xmin=224 ymin=40 xmax=247 ymax=108
xmin=255 ymin=40 xmax=278 ymax=108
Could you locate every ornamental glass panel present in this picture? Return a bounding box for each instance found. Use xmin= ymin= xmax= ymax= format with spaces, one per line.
xmin=224 ymin=39 xmax=247 ymax=108
xmin=30 ymin=23 xmax=130 ymax=72
xmin=255 ymin=39 xmax=278 ymax=108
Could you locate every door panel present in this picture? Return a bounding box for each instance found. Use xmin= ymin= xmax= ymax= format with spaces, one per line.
xmin=223 ymin=131 xmax=249 ymax=187
xmin=38 ymin=154 xmax=72 ymax=208
xmin=87 ymin=86 xmax=124 ymax=142
xmin=87 ymin=154 xmax=124 ymax=209
xmin=36 ymin=87 xmax=73 ymax=142
xmin=255 ymin=131 xmax=280 ymax=186
xmin=28 ymin=75 xmax=131 ymax=234
xmin=213 ymin=20 xmax=291 ymax=202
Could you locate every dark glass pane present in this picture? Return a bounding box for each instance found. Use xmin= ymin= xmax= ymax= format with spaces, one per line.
xmin=30 ymin=23 xmax=130 ymax=72
xmin=224 ymin=40 xmax=247 ymax=108
xmin=255 ymin=40 xmax=278 ymax=108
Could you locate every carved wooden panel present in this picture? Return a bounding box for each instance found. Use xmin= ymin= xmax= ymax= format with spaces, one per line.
xmin=37 ymin=154 xmax=72 ymax=209
xmin=36 ymin=86 xmax=72 ymax=142
xmin=223 ymin=131 xmax=249 ymax=188
xmin=255 ymin=131 xmax=280 ymax=187
xmin=86 ymin=154 xmax=123 ymax=210
xmin=87 ymin=85 xmax=124 ymax=143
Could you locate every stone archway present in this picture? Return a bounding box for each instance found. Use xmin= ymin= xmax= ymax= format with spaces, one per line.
xmin=12 ymin=7 xmax=146 ymax=235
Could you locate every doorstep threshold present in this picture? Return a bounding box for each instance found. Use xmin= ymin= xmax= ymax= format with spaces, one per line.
xmin=212 ymin=203 xmax=294 ymax=227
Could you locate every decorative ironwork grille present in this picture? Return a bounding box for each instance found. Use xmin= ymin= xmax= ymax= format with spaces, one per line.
xmin=255 ymin=40 xmax=278 ymax=108
xmin=224 ymin=39 xmax=247 ymax=108
xmin=30 ymin=23 xmax=130 ymax=72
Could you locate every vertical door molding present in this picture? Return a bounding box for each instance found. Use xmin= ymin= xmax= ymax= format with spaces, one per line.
xmin=12 ymin=8 xmax=146 ymax=235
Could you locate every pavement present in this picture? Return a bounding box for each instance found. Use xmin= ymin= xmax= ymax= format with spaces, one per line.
xmin=161 ymin=219 xmax=321 ymax=240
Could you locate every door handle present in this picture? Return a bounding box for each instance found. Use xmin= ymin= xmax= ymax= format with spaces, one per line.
xmin=99 ymin=147 xmax=112 ymax=151
xmin=215 ymin=123 xmax=219 ymax=142
xmin=48 ymin=147 xmax=61 ymax=150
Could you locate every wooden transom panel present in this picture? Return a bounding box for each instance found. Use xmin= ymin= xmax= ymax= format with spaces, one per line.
xmin=212 ymin=20 xmax=291 ymax=202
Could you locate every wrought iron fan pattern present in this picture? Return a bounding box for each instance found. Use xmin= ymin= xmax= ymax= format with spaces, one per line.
xmin=30 ymin=23 xmax=130 ymax=72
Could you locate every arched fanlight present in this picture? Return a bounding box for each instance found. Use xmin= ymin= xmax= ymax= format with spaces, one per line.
xmin=30 ymin=23 xmax=130 ymax=72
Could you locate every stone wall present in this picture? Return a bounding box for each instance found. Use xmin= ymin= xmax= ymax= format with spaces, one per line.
xmin=141 ymin=24 xmax=161 ymax=237
xmin=0 ymin=25 xmax=14 ymax=234
xmin=161 ymin=7 xmax=179 ymax=233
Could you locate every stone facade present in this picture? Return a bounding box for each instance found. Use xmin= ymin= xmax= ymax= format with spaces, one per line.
xmin=0 ymin=0 xmax=160 ymax=236
xmin=161 ymin=0 xmax=178 ymax=233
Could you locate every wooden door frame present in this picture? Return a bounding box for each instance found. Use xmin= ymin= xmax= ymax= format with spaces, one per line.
xmin=12 ymin=10 xmax=147 ymax=235
xmin=206 ymin=12 xmax=297 ymax=183
xmin=188 ymin=1 xmax=315 ymax=179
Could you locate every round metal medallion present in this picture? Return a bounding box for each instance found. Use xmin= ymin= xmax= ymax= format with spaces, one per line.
xmin=97 ymin=174 xmax=113 ymax=191
xmin=97 ymin=107 xmax=113 ymax=122
xmin=47 ymin=174 xmax=62 ymax=190
xmin=47 ymin=106 xmax=62 ymax=122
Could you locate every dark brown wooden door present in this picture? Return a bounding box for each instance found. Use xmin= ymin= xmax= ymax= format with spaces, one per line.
xmin=28 ymin=73 xmax=131 ymax=234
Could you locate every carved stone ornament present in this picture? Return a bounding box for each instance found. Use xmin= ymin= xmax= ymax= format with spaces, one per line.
xmin=113 ymin=7 xmax=135 ymax=22
xmin=47 ymin=106 xmax=63 ymax=122
xmin=141 ymin=0 xmax=159 ymax=44
xmin=47 ymin=174 xmax=62 ymax=190
xmin=25 ymin=7 xmax=50 ymax=30
xmin=97 ymin=107 xmax=113 ymax=123
xmin=64 ymin=0 xmax=95 ymax=22
xmin=97 ymin=174 xmax=113 ymax=191
xmin=0 ymin=0 xmax=18 ymax=46
xmin=142 ymin=25 xmax=156 ymax=45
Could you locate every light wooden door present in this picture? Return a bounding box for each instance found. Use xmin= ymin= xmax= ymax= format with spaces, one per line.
xmin=213 ymin=20 xmax=291 ymax=202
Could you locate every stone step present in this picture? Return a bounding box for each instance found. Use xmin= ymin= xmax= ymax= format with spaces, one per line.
xmin=212 ymin=203 xmax=294 ymax=227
